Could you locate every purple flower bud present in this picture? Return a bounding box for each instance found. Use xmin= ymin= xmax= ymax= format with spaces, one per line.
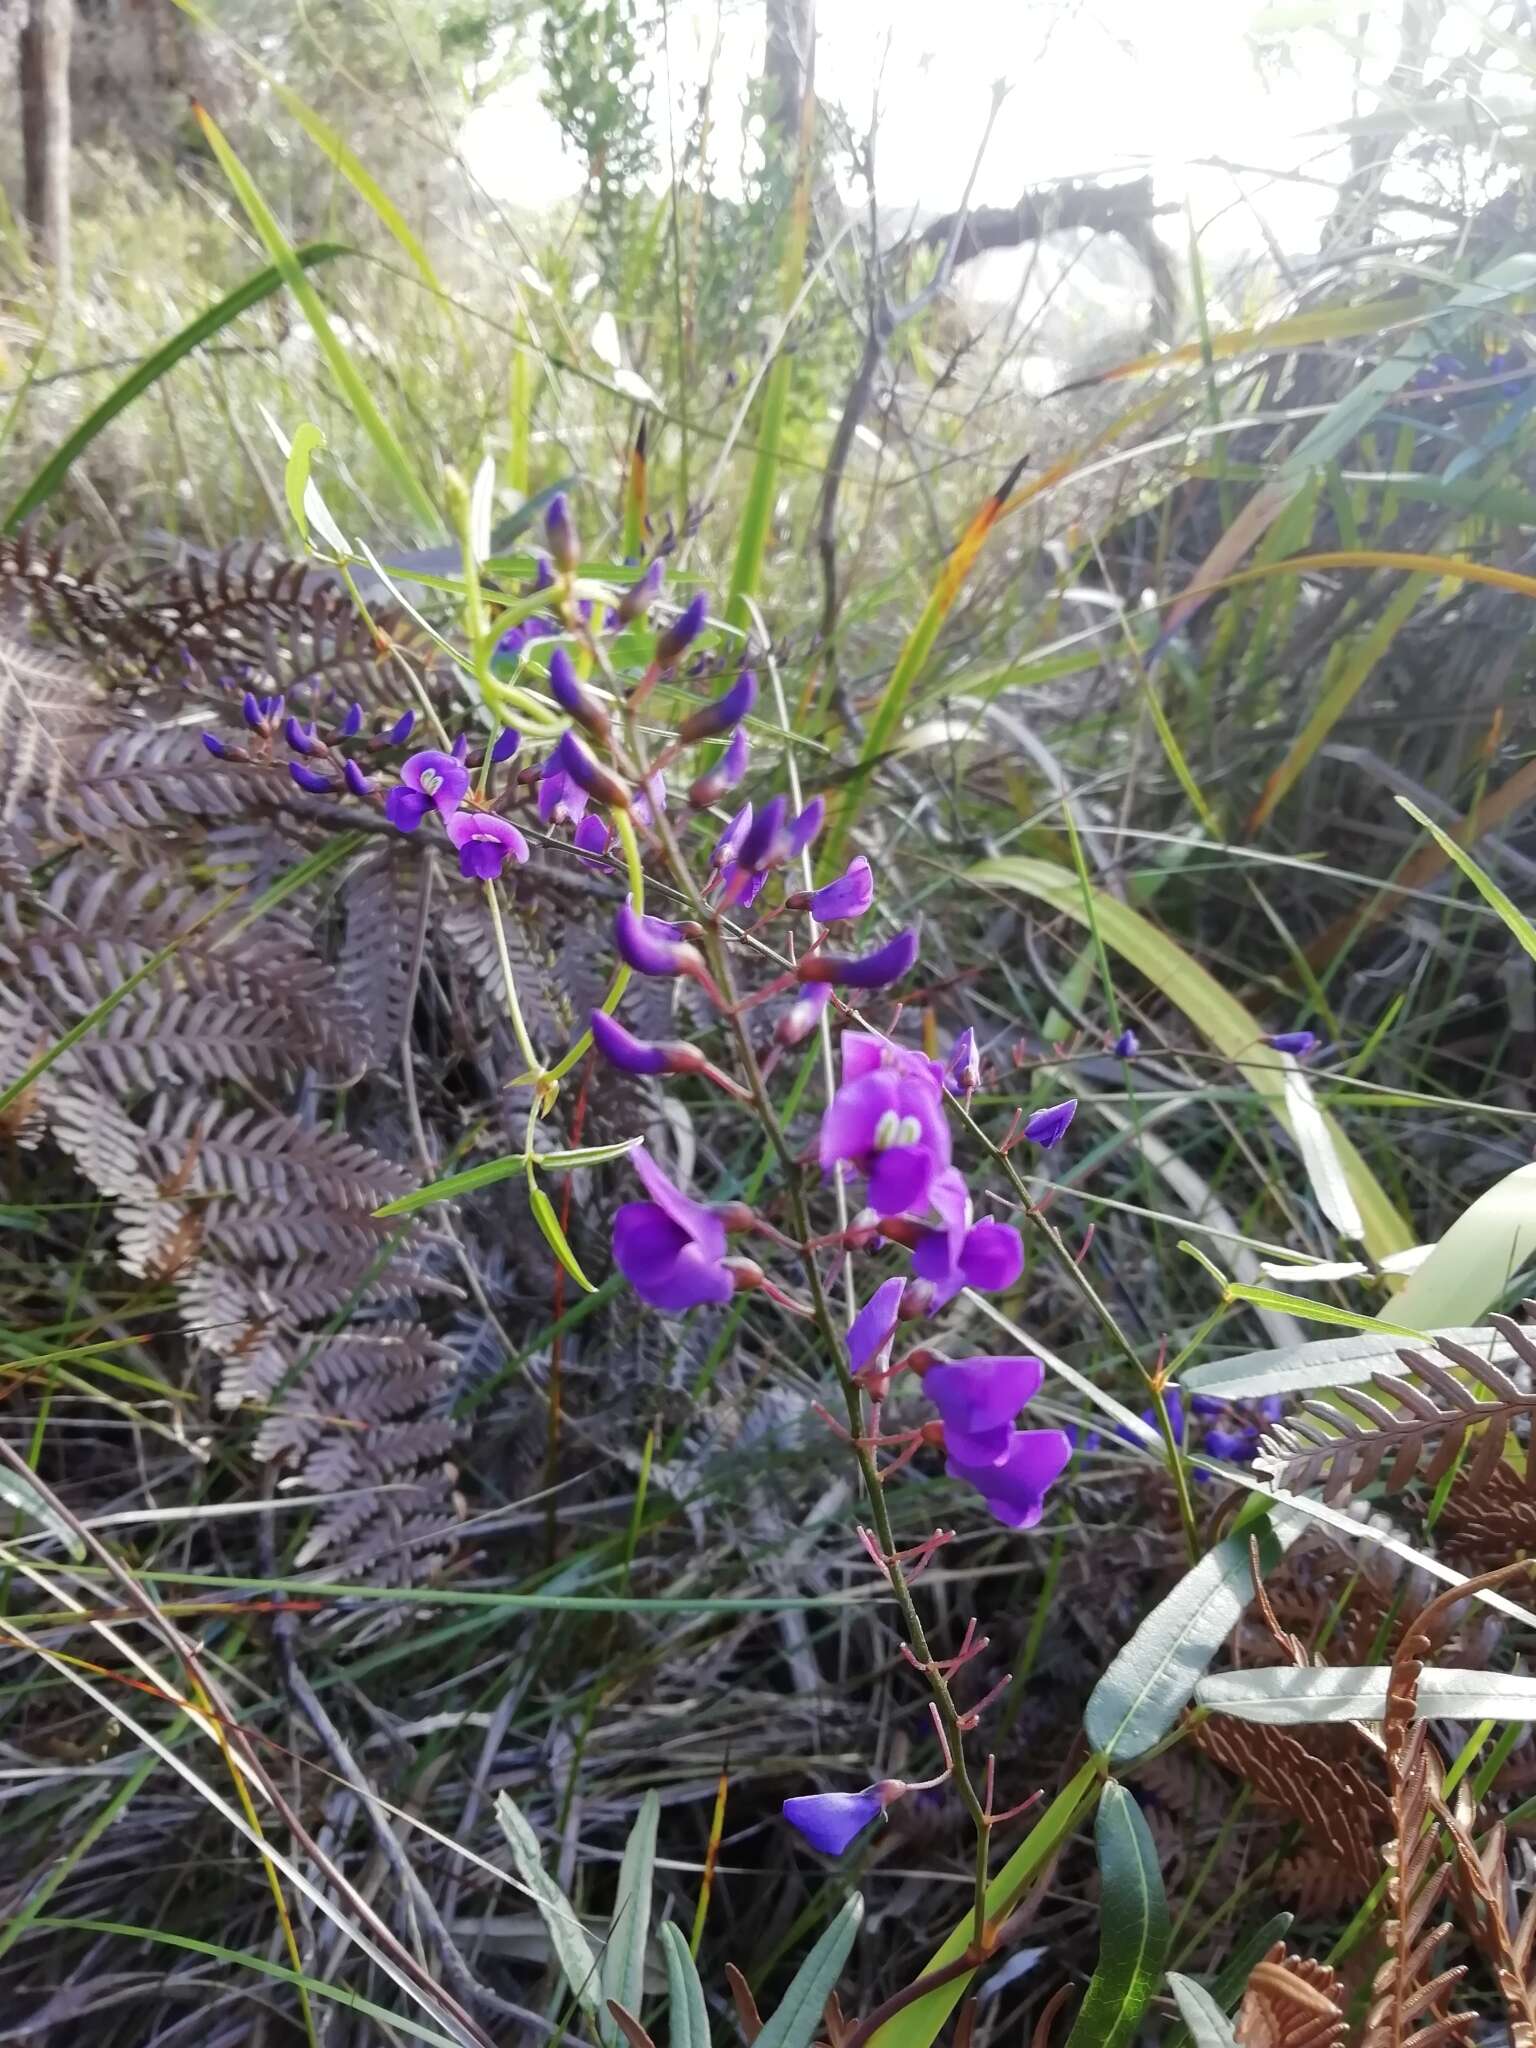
xmin=678 ymin=668 xmax=757 ymax=745
xmin=775 ymin=982 xmax=832 ymax=1046
xmin=284 ymin=715 xmax=318 ymax=756
xmin=548 ymin=646 xmax=609 ymax=738
xmin=846 ymin=1275 xmax=906 ymax=1380
xmin=808 ymin=855 xmax=874 ymax=925
xmin=615 ymin=901 xmax=705 ymax=979
xmin=710 ymin=802 xmax=753 ymax=870
xmin=556 ymin=730 xmax=629 ymax=809
xmin=491 ymin=726 xmax=521 ymax=763
xmin=545 ymin=491 xmax=578 ymax=575
xmin=573 ymin=813 xmax=612 ymax=869
xmin=343 ymin=758 xmax=373 ymax=797
xmin=289 ymin=761 xmax=335 ymax=795
xmin=590 ymin=1008 xmax=670 ymax=1075
xmin=531 ymin=556 xmax=556 ymax=594
xmin=451 ymin=733 xmax=470 ymax=762
xmin=1112 ymin=1028 xmax=1139 ymax=1059
xmin=788 ymin=797 xmax=825 ymax=857
xmin=656 ymin=592 xmax=708 ymax=670
xmin=617 ymin=557 xmax=664 ymax=625
xmin=782 ymin=1788 xmax=888 ymax=1856
xmin=446 ymin=811 xmax=530 ymax=880
xmin=735 ymin=794 xmax=789 ymax=874
xmin=1023 ymin=1099 xmax=1076 ymax=1149
xmin=496 ymin=623 xmax=527 ymax=661
xmin=240 ymin=690 xmax=263 ymax=732
xmin=340 ymin=701 xmax=363 ymax=738
xmin=202 ymin=732 xmax=230 ymax=757
xmin=797 ymin=928 xmax=919 ymax=990
xmin=386 ymin=709 xmax=416 ymax=745
xmin=946 ymin=1027 xmax=980 ymax=1093
xmin=1267 ymin=1030 xmax=1318 ymax=1057
xmin=261 ymin=695 xmax=284 ymax=724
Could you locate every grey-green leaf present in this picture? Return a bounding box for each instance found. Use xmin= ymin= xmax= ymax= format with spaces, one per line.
xmin=1181 ymin=1325 xmax=1508 ymax=1401
xmin=660 ymin=1924 xmax=711 ymax=2048
xmin=1197 ymin=1664 xmax=1536 ymax=1724
xmin=754 ymin=1893 xmax=864 ymax=2048
xmin=1084 ymin=1510 xmax=1302 ymax=1760
xmin=601 ymin=1788 xmax=659 ymax=2047
xmin=494 ymin=1793 xmax=600 ymax=2014
xmin=1063 ymin=1782 xmax=1169 ymax=2048
xmin=1168 ymin=1973 xmax=1240 ymax=2047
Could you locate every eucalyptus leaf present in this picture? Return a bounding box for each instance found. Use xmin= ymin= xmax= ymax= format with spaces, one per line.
xmin=1167 ymin=1973 xmax=1240 ymax=2048
xmin=660 ymin=1924 xmax=711 ymax=2048
xmin=494 ymin=1793 xmax=600 ymax=2015
xmin=1062 ymin=1783 xmax=1169 ymax=2048
xmin=1181 ymin=1325 xmax=1509 ymax=1401
xmin=754 ymin=1894 xmax=864 ymax=2048
xmin=601 ymin=1789 xmax=659 ymax=2048
xmin=1197 ymin=1665 xmax=1536 ymax=1724
xmin=1085 ymin=1510 xmax=1302 ymax=1760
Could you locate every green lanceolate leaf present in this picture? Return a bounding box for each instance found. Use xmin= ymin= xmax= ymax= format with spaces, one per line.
xmin=494 ymin=1793 xmax=601 ymax=2015
xmin=1197 ymin=1665 xmax=1536 ymax=1724
xmin=1182 ymin=1324 xmax=1509 ymax=1401
xmin=1063 ymin=1782 xmax=1169 ymax=2048
xmin=528 ymin=1178 xmax=598 ymax=1294
xmin=373 ymin=1139 xmax=638 ymax=1218
xmin=1167 ymin=1972 xmax=1240 ymax=2047
xmin=659 ymin=1923 xmax=711 ymax=2048
xmin=755 ymin=1893 xmax=864 ymax=2048
xmin=600 ymin=1789 xmax=659 ymax=2048
xmin=2 ymin=243 xmax=348 ymax=531
xmin=1084 ymin=1510 xmax=1300 ymax=1761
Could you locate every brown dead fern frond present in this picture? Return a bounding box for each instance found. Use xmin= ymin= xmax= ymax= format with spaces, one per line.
xmin=1187 ymin=1712 xmax=1385 ymax=1895
xmin=1235 ymin=1942 xmax=1347 ymax=2048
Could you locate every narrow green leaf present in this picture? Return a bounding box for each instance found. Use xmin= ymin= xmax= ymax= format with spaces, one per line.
xmin=660 ymin=1923 xmax=711 ymax=2048
xmin=755 ymin=1893 xmax=864 ymax=2048
xmin=281 ymin=420 xmax=326 ymax=549
xmin=192 ymin=104 xmax=440 ymax=535
xmin=1398 ymin=793 xmax=1536 ymax=963
xmin=528 ymin=1179 xmax=598 ymax=1293
xmin=1197 ymin=1665 xmax=1536 ymax=1724
xmin=1167 ymin=1973 xmax=1240 ymax=2047
xmin=0 ymin=1468 xmax=85 ymax=1559
xmin=1182 ymin=1325 xmax=1506 ymax=1401
xmin=373 ymin=1139 xmax=638 ymax=1217
xmin=1220 ymin=1284 xmax=1419 ymax=1338
xmin=536 ymin=1139 xmax=642 ymax=1171
xmin=1084 ymin=1511 xmax=1300 ymax=1761
xmin=2 ymin=243 xmax=348 ymax=531
xmin=1389 ymin=1161 xmax=1536 ymax=1329
xmin=494 ymin=1793 xmax=601 ymax=2015
xmin=1208 ymin=1915 xmax=1293 ymax=2009
xmin=1063 ymin=1782 xmax=1169 ymax=2048
xmin=601 ymin=1789 xmax=659 ymax=2048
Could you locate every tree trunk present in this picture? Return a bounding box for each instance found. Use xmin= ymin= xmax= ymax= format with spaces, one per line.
xmin=19 ymin=0 xmax=72 ymax=303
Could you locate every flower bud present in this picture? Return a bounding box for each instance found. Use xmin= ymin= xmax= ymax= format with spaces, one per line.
xmin=798 ymin=855 xmax=873 ymax=925
xmin=284 ymin=715 xmax=318 ymax=756
xmin=946 ymin=1027 xmax=980 ymax=1093
xmin=545 ymin=491 xmax=578 ymax=575
xmin=710 ymin=801 xmax=753 ymax=870
xmin=1022 ymin=1099 xmax=1076 ymax=1148
xmin=678 ymin=668 xmax=756 ymax=746
xmin=689 ymin=725 xmax=750 ymax=808
xmin=614 ymin=901 xmax=705 ymax=979
xmin=775 ymin=983 xmax=832 ymax=1046
xmin=289 ymin=761 xmax=335 ymax=795
xmin=796 ymin=927 xmax=918 ymax=990
xmin=788 ymin=796 xmax=825 ymax=857
xmin=202 ymin=732 xmax=232 ymax=758
xmin=591 ymin=1008 xmax=707 ymax=1077
xmin=1112 ymin=1027 xmax=1139 ymax=1059
xmin=492 ymin=726 xmax=521 ymax=763
xmin=386 ymin=709 xmax=416 ymax=745
xmin=240 ymin=690 xmax=264 ymax=732
xmin=340 ymin=701 xmax=363 ymax=738
xmin=656 ymin=592 xmax=708 ymax=670
xmin=735 ymin=794 xmax=789 ymax=874
xmin=617 ymin=558 xmax=664 ymax=625
xmin=1266 ymin=1030 xmax=1317 ymax=1057
xmin=556 ymin=731 xmax=629 ymax=810
xmin=343 ymin=757 xmax=374 ymax=797
xmin=548 ymin=646 xmax=609 ymax=739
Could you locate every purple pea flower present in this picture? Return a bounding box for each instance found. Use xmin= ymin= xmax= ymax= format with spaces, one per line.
xmin=1267 ymin=1030 xmax=1318 ymax=1057
xmin=340 ymin=701 xmax=363 ymax=738
xmin=446 ymin=811 xmax=530 ymax=880
xmin=492 ymin=727 xmax=521 ymax=763
xmin=807 ymin=856 xmax=875 ymax=924
xmin=573 ymin=814 xmax=612 ymax=869
xmin=925 ymin=1355 xmax=1045 ymax=1464
xmin=735 ymin=795 xmax=789 ymax=874
xmin=776 ymin=982 xmax=832 ymax=1046
xmin=343 ymin=758 xmax=373 ymax=797
xmin=386 ymin=709 xmax=416 ymax=745
xmin=1023 ymin=1099 xmax=1076 ymax=1148
xmin=538 ymin=745 xmax=591 ymax=827
xmin=202 ymin=732 xmax=230 ymax=758
xmin=549 ymin=646 xmax=608 ymax=738
xmin=788 ymin=797 xmax=825 ymax=857
xmin=910 ymin=1173 xmax=1023 ymax=1306
xmin=782 ymin=1789 xmax=887 ymax=1857
xmin=616 ymin=558 xmax=663 ymax=625
xmin=679 ymin=668 xmax=756 ymax=745
xmin=798 ymin=929 xmax=919 ymax=991
xmin=656 ymin=592 xmax=708 ymax=669
xmin=948 ymin=1428 xmax=1073 ymax=1529
xmin=710 ymin=802 xmax=753 ymax=871
xmin=545 ymin=491 xmax=578 ymax=574
xmin=615 ymin=902 xmax=705 ymax=979
xmin=384 ymin=750 xmax=470 ymax=832
xmin=820 ymin=1064 xmax=951 ymax=1214
xmin=691 ymin=725 xmax=751 ymax=809
xmin=284 ymin=715 xmax=318 ymax=756
xmin=289 ymin=761 xmax=334 ymax=795
xmin=846 ymin=1275 xmax=907 ymax=1383
xmin=947 ymin=1028 xmax=980 ymax=1094
xmin=612 ymin=1145 xmax=732 ymax=1311
xmin=841 ymin=1031 xmax=944 ymax=1091
xmin=1112 ymin=1027 xmax=1139 ymax=1059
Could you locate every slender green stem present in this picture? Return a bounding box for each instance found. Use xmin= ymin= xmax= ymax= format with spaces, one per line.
xmin=482 ymin=880 xmax=545 ymax=1087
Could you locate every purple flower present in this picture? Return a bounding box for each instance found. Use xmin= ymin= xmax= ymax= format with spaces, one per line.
xmin=550 ymin=730 xmax=628 ymax=809
xmin=343 ymin=758 xmax=373 ymax=797
xmin=924 ymin=1356 xmax=1043 ymax=1463
xmin=538 ymin=745 xmax=591 ymax=827
xmin=776 ymin=982 xmax=832 ymax=1046
xmin=946 ymin=1028 xmax=979 ymax=1093
xmin=616 ymin=558 xmax=663 ymax=625
xmin=948 ymin=1428 xmax=1072 ymax=1529
xmin=782 ymin=1790 xmax=884 ymax=1857
xmin=841 ymin=1031 xmax=944 ymax=1091
xmin=573 ymin=814 xmax=612 ymax=868
xmin=545 ymin=491 xmax=578 ymax=574
xmin=631 ymin=773 xmax=668 ymax=829
xmin=615 ymin=902 xmax=704 ymax=979
xmin=612 ymin=1146 xmax=732 ymax=1311
xmin=284 ymin=715 xmax=318 ymax=755
xmin=710 ymin=802 xmax=753 ymax=871
xmin=1267 ymin=1030 xmax=1318 ymax=1057
xmin=656 ymin=592 xmax=708 ymax=669
xmin=1112 ymin=1027 xmax=1138 ymax=1059
xmin=289 ymin=761 xmax=334 ymax=795
xmin=384 ymin=750 xmax=470 ymax=832
xmin=386 ymin=709 xmax=416 ymax=745
xmin=679 ymin=668 xmax=756 ymax=745
xmin=788 ymin=797 xmax=825 ymax=857
xmin=798 ymin=929 xmax=919 ymax=991
xmin=549 ymin=647 xmax=608 ymax=738
xmin=240 ymin=690 xmax=264 ymax=732
xmin=846 ymin=1276 xmax=907 ymax=1381
xmin=820 ymin=1066 xmax=951 ymax=1214
xmin=202 ymin=732 xmax=230 ymax=758
xmin=491 ymin=726 xmax=521 ymax=763
xmin=735 ymin=795 xmax=789 ymax=874
xmin=495 ymin=624 xmax=526 ymax=661
xmin=908 ymin=1169 xmax=1021 ymax=1304
xmin=1023 ymin=1099 xmax=1076 ymax=1149
xmin=340 ymin=701 xmax=363 ymax=738
xmin=446 ymin=811 xmax=529 ymax=879
xmin=590 ymin=1009 xmax=672 ymax=1075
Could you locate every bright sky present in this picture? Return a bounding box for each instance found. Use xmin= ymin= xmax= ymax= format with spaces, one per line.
xmin=462 ymin=0 xmax=1377 ymax=256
